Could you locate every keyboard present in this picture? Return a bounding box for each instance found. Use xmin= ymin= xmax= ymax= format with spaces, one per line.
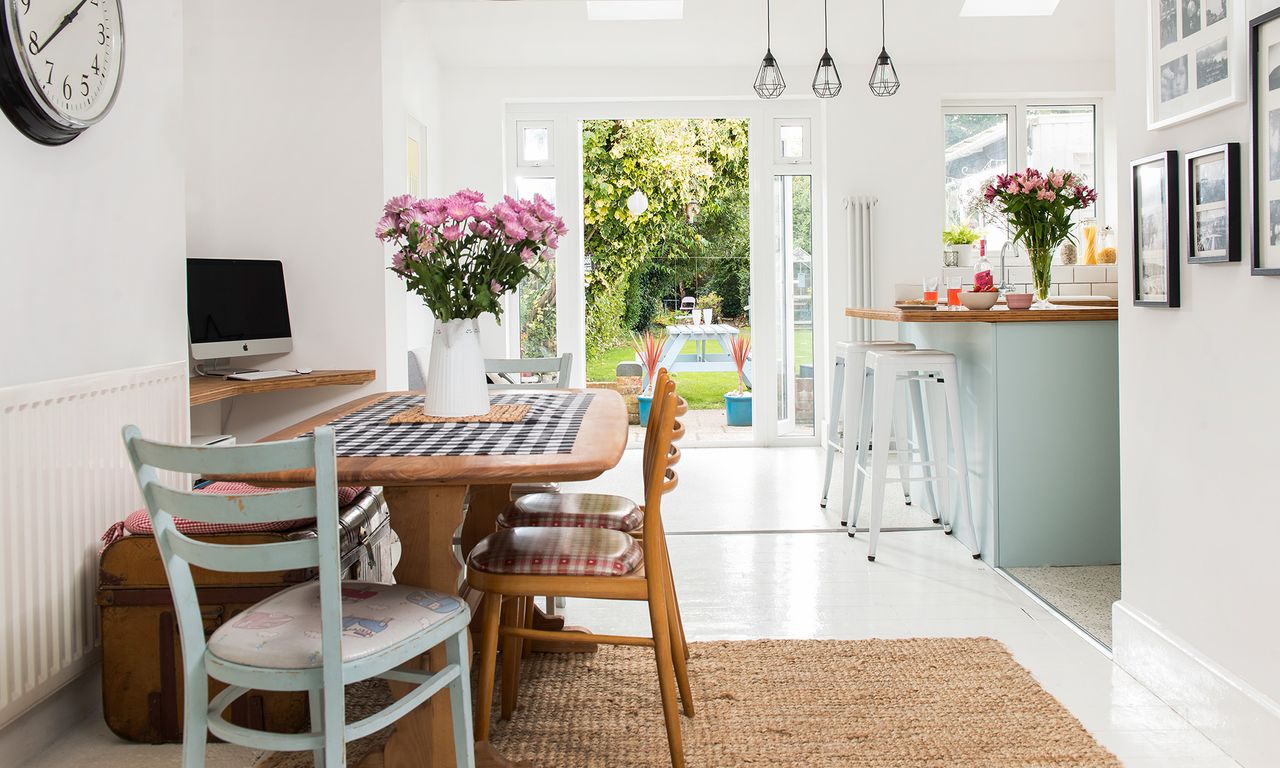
xmin=226 ymin=370 xmax=299 ymax=381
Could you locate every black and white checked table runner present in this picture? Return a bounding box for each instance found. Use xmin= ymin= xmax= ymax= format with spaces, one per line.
xmin=325 ymin=392 xmax=595 ymax=457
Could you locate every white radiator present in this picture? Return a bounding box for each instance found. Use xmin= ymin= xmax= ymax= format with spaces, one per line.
xmin=0 ymin=361 xmax=188 ymax=728
xmin=845 ymin=196 xmax=878 ymax=342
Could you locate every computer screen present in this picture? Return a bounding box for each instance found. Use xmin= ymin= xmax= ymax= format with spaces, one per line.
xmin=187 ymin=258 xmax=293 ymax=360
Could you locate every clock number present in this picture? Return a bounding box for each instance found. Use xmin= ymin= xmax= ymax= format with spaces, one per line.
xmin=44 ymin=61 xmax=53 ymax=86
xmin=80 ymin=75 xmax=89 ymax=96
xmin=62 ymin=76 xmax=71 ymax=100
xmin=97 ymin=24 xmax=105 ymax=45
xmin=27 ymin=31 xmax=38 ymax=55
xmin=91 ymin=55 xmax=100 ymax=76
xmin=19 ymin=0 xmax=30 ymax=14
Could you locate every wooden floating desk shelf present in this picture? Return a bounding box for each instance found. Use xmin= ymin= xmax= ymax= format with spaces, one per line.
xmin=189 ymin=369 xmax=376 ymax=406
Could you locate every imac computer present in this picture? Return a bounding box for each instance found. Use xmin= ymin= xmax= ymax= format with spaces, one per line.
xmin=187 ymin=258 xmax=293 ymax=376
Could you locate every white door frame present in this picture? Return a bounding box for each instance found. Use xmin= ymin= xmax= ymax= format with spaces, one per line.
xmin=502 ymin=99 xmax=827 ymax=447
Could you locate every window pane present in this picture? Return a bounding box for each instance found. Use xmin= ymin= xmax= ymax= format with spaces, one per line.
xmin=516 ymin=177 xmax=557 ymax=359
xmin=944 ymin=113 xmax=1010 ymax=247
xmin=1027 ymin=106 xmax=1097 ymax=216
xmin=780 ymin=125 xmax=804 ymax=159
xmin=774 ymin=175 xmax=814 ymax=437
xmin=522 ymin=126 xmax=550 ymax=164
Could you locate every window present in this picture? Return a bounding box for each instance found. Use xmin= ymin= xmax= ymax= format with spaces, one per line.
xmin=943 ymin=103 xmax=1099 ymax=249
xmin=774 ymin=118 xmax=811 ymax=164
xmin=515 ymin=177 xmax=558 ymax=358
xmin=516 ymin=121 xmax=554 ymax=167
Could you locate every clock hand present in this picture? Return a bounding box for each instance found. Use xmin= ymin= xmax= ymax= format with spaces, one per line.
xmin=34 ymin=0 xmax=92 ymax=55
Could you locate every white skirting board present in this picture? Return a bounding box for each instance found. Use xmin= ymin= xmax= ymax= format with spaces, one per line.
xmin=1112 ymin=601 xmax=1280 ymax=767
xmin=0 ymin=361 xmax=189 ymax=731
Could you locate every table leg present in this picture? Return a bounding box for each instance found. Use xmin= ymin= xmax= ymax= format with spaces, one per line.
xmin=464 ymin=484 xmax=597 ymax=654
xmin=359 ymin=485 xmax=526 ymax=768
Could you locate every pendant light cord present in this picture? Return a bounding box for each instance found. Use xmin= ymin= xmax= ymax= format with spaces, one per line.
xmin=881 ymin=0 xmax=887 ymax=48
xmin=823 ymin=0 xmax=829 ymax=49
xmin=766 ymin=0 xmax=772 ymax=49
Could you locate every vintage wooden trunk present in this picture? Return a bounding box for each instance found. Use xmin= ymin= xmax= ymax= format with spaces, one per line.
xmin=97 ymin=488 xmax=392 ymax=743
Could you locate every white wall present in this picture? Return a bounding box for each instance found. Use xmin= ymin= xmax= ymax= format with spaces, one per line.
xmin=1112 ymin=2 xmax=1280 ymax=763
xmin=0 ymin=0 xmax=186 ymax=388
xmin=184 ymin=0 xmax=398 ymax=440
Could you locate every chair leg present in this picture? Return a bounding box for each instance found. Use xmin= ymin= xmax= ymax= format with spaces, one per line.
xmin=646 ymin=578 xmax=687 ymax=768
xmin=821 ymin=356 xmax=845 ymax=508
xmin=893 ymin=379 xmax=913 ymax=506
xmin=181 ymin=660 xmax=208 ymax=768
xmin=308 ymin=688 xmax=324 ymax=768
xmin=909 ymin=378 xmax=940 ymax=523
xmin=925 ymin=377 xmax=952 ymax=533
xmin=866 ymin=368 xmax=896 ymax=562
xmin=474 ymin=593 xmax=503 ymax=740
xmin=943 ymin=368 xmax=981 ymax=558
xmin=320 ymin=676 xmax=345 ymax=767
xmin=665 ymin=571 xmax=695 ymax=717
xmin=840 ymin=365 xmax=867 ymax=527
xmin=662 ymin=545 xmax=690 ymax=662
xmin=521 ymin=596 xmax=535 ymax=659
xmin=500 ymin=597 xmax=522 ymax=720
xmin=445 ymin=629 xmax=477 ymax=768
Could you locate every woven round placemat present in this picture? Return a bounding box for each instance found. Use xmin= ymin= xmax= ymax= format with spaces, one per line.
xmin=388 ymin=403 xmax=531 ymax=424
xmin=256 ymin=637 xmax=1119 ymax=767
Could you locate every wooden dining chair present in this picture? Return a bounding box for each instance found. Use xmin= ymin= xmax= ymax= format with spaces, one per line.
xmin=468 ymin=378 xmax=692 ymax=767
xmin=122 ymin=425 xmax=476 ymax=768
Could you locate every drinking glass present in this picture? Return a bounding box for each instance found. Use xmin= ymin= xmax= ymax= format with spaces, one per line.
xmin=922 ymin=277 xmax=939 ymax=304
xmin=946 ymin=275 xmax=963 ymax=309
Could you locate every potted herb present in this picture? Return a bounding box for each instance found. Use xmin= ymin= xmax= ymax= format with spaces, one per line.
xmin=724 ymin=335 xmax=752 ymax=427
xmin=631 ymin=331 xmax=666 ymax=425
xmin=942 ymin=224 xmax=983 ymax=267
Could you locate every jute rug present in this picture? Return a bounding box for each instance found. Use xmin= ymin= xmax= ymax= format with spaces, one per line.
xmin=256 ymin=638 xmax=1120 ymax=767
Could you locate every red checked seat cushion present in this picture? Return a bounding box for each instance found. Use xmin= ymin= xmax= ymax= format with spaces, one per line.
xmin=467 ymin=527 xmax=643 ymax=578
xmin=497 ymin=492 xmax=643 ymax=533
xmin=206 ymin=581 xmax=463 ymax=669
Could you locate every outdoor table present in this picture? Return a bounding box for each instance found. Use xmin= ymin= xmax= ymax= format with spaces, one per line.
xmin=659 ymin=323 xmax=752 ymax=386
xmin=245 ymin=389 xmax=629 ymax=768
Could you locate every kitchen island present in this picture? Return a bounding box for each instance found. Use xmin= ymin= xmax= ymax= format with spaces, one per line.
xmin=846 ymin=306 xmax=1119 ymax=569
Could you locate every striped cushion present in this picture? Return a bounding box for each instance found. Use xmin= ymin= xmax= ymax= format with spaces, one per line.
xmin=467 ymin=527 xmax=643 ymax=577
xmin=498 ymin=492 xmax=642 ymax=533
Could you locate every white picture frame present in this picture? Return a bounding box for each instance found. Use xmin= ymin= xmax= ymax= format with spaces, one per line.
xmin=1147 ymin=0 xmax=1246 ymax=130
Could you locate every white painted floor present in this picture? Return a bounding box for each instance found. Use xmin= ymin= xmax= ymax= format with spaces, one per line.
xmin=30 ymin=446 xmax=1240 ymax=767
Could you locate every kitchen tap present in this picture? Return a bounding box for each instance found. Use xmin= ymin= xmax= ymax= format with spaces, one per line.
xmin=997 ymin=240 xmax=1018 ymax=295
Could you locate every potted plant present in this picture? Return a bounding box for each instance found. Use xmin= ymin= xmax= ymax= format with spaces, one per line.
xmin=631 ymin=330 xmax=666 ymax=425
xmin=377 ymin=189 xmax=567 ymax=416
xmin=724 ymin=335 xmax=752 ymax=427
xmin=942 ymin=224 xmax=983 ymax=266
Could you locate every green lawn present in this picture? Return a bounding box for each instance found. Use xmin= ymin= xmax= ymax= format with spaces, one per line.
xmin=586 ymin=325 xmax=813 ymax=411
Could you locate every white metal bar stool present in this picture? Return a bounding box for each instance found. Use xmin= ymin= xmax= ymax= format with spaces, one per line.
xmin=821 ymin=341 xmax=924 ymax=527
xmin=851 ymin=349 xmax=980 ymax=562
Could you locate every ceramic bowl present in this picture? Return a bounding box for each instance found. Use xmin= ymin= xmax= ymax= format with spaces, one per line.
xmin=1005 ymin=293 xmax=1034 ymax=310
xmin=959 ymin=291 xmax=999 ymax=310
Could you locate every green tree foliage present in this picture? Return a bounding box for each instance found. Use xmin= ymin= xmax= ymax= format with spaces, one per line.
xmin=581 ymin=118 xmax=749 ymax=357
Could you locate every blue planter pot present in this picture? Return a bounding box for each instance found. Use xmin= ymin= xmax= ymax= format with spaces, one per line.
xmin=724 ymin=393 xmax=752 ymax=426
xmin=638 ymin=394 xmax=653 ymax=426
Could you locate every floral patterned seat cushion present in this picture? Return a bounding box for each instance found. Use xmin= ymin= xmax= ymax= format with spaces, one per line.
xmin=498 ymin=492 xmax=643 ymax=533
xmin=206 ymin=581 xmax=463 ymax=669
xmin=467 ymin=527 xmax=643 ymax=577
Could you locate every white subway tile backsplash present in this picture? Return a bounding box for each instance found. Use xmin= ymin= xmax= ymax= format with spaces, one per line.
xmin=1051 ymin=266 xmax=1074 ymax=283
xmin=1073 ymin=265 xmax=1109 ymax=282
xmin=1058 ymin=282 xmax=1091 ymax=295
xmin=1008 ymin=266 xmax=1032 ymax=283
xmin=1092 ymin=282 xmax=1119 ymax=298
xmin=1105 ymin=267 xmax=1118 ymax=282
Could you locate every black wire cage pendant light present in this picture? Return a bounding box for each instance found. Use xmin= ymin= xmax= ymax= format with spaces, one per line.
xmin=812 ymin=0 xmax=842 ymax=98
xmin=868 ymin=0 xmax=900 ymax=97
xmin=754 ymin=0 xmax=786 ymax=99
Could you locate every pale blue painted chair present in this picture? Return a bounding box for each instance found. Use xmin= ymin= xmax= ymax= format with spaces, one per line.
xmin=122 ymin=425 xmax=475 ymax=768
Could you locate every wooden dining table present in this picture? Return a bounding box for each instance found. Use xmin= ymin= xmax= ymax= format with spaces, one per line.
xmin=246 ymin=388 xmax=629 ymax=768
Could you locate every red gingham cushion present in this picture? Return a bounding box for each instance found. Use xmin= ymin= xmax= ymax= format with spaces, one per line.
xmin=498 ymin=492 xmax=643 ymax=533
xmin=467 ymin=527 xmax=643 ymax=577
xmin=115 ymin=482 xmax=365 ymax=538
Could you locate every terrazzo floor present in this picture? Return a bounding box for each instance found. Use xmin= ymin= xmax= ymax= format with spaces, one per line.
xmin=1006 ymin=564 xmax=1122 ymax=648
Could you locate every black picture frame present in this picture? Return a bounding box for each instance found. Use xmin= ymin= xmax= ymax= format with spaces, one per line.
xmin=1249 ymin=7 xmax=1280 ymax=275
xmin=1185 ymin=143 xmax=1240 ymax=263
xmin=1131 ymin=151 xmax=1181 ymax=308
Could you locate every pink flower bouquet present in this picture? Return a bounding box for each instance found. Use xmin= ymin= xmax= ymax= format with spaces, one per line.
xmin=375 ymin=189 xmax=567 ymax=321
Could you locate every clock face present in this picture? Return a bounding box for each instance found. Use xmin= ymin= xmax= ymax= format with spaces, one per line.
xmin=2 ymin=0 xmax=123 ymax=141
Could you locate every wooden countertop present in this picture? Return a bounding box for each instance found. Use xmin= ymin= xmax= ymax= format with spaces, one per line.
xmin=189 ymin=369 xmax=376 ymax=406
xmin=846 ymin=306 xmax=1118 ymax=323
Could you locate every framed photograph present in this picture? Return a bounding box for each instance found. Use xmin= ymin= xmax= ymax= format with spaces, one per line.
xmin=1185 ymin=143 xmax=1240 ymax=263
xmin=1148 ymin=0 xmax=1246 ymax=129
xmin=1131 ymin=151 xmax=1181 ymax=307
xmin=1251 ymin=9 xmax=1280 ymax=275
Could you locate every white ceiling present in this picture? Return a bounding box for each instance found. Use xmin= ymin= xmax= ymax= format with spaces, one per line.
xmin=415 ymin=0 xmax=1115 ymax=70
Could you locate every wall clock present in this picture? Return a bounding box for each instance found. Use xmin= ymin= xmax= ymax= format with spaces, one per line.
xmin=0 ymin=0 xmax=124 ymax=146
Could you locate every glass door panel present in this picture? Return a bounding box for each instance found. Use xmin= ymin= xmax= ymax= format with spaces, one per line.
xmin=515 ymin=176 xmax=557 ymax=359
xmin=774 ymin=174 xmax=815 ymax=437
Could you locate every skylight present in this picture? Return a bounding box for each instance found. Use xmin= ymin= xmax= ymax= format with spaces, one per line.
xmin=959 ymin=0 xmax=1060 ymax=16
xmin=586 ymin=0 xmax=683 ymax=21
